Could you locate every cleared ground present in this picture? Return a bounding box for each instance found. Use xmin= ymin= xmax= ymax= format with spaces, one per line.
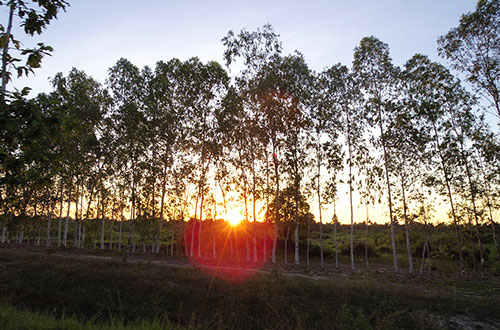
xmin=0 ymin=246 xmax=499 ymax=329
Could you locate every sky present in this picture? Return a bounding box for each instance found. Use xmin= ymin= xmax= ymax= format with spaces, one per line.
xmin=1 ymin=0 xmax=482 ymax=224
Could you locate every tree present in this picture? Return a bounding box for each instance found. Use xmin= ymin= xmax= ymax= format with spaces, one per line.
xmin=272 ymin=53 xmax=313 ymax=265
xmin=353 ymin=36 xmax=400 ymax=272
xmin=438 ymin=0 xmax=500 ymax=118
xmin=1 ymin=0 xmax=69 ymax=99
xmin=405 ymin=54 xmax=468 ymax=276
xmin=317 ymin=64 xmax=362 ymax=270
xmin=108 ymin=58 xmax=147 ymax=252
xmin=222 ymin=24 xmax=284 ymax=263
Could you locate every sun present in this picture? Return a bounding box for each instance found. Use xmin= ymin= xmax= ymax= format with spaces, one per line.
xmin=226 ymin=208 xmax=243 ymax=226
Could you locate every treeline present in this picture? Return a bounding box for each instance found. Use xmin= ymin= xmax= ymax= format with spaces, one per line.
xmin=1 ymin=1 xmax=500 ymax=276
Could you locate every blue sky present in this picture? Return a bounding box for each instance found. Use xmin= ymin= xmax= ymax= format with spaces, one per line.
xmin=4 ymin=0 xmax=476 ymax=95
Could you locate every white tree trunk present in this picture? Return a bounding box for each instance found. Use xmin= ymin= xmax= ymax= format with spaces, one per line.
xmin=109 ymin=219 xmax=113 ymax=250
xmin=46 ymin=210 xmax=53 ymax=247
xmin=156 ymin=220 xmax=163 ymax=254
xmin=63 ymin=183 xmax=73 ymax=247
xmin=77 ymin=221 xmax=82 ymax=248
xmin=170 ymin=224 xmax=175 ymax=256
xmin=57 ymin=181 xmax=64 ymax=247
xmin=131 ymin=222 xmax=136 ymax=252
xmin=1 ymin=223 xmax=6 ymax=243
xmin=284 ymin=226 xmax=290 ymax=264
xmin=334 ymin=213 xmax=339 ymax=269
xmin=81 ymin=228 xmax=85 ymax=248
xmin=306 ymin=215 xmax=310 ymax=266
xmin=100 ymin=217 xmax=105 ymax=250
xmin=294 ymin=223 xmax=299 ymax=265
xmin=118 ymin=220 xmax=122 ymax=251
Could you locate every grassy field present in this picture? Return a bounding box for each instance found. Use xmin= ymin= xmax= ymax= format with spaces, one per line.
xmin=0 ymin=247 xmax=499 ymax=329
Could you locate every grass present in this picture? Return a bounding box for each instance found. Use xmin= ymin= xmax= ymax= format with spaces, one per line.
xmin=0 ymin=248 xmax=499 ymax=329
xmin=0 ymin=304 xmax=185 ymax=330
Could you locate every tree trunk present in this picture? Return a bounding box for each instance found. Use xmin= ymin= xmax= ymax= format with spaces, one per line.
xmin=365 ymin=204 xmax=369 ymax=268
xmin=347 ymin=126 xmax=355 ymax=271
xmin=171 ymin=222 xmax=175 ymax=257
xmin=433 ymin=124 xmax=465 ymax=276
xmin=272 ymin=147 xmax=279 ymax=264
xmin=401 ymin=178 xmax=413 ymax=274
xmin=252 ymin=160 xmax=258 ymax=262
xmin=1 ymin=223 xmax=6 ymax=243
xmin=294 ymin=186 xmax=300 ymax=265
xmin=63 ymin=181 xmax=73 ymax=247
xmin=109 ymin=219 xmax=113 ymax=250
xmin=157 ymin=168 xmax=167 ymax=254
xmin=349 ymin=175 xmax=355 ymax=271
xmin=46 ymin=199 xmax=55 ymax=247
xmin=284 ymin=226 xmax=290 ymax=264
xmin=73 ymin=182 xmax=81 ymax=248
xmin=57 ymin=180 xmax=64 ymax=247
xmin=212 ymin=221 xmax=217 ymax=260
xmin=316 ymin=139 xmax=324 ymax=267
xmin=334 ymin=212 xmax=339 ymax=269
xmin=378 ymin=112 xmax=398 ymax=273
xmin=478 ymin=159 xmax=500 ymax=264
xmin=307 ymin=213 xmax=311 ymax=266
xmin=118 ymin=218 xmax=123 ymax=251
xmin=464 ymin=158 xmax=485 ymax=278
xmin=190 ymin=195 xmax=198 ymax=257
xmin=419 ymin=199 xmax=432 ymax=275
xmin=131 ymin=181 xmax=136 ymax=253
xmin=198 ymin=193 xmax=204 ymax=258
xmin=81 ymin=227 xmax=85 ymax=248
xmin=1 ymin=2 xmax=15 ymax=95
xmin=100 ymin=203 xmax=105 ymax=250
xmin=78 ymin=191 xmax=83 ymax=247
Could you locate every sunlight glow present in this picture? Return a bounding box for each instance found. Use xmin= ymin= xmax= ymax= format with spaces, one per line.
xmin=227 ymin=208 xmax=243 ymax=226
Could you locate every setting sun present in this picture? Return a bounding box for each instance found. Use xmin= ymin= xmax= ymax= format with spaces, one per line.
xmin=226 ymin=208 xmax=243 ymax=226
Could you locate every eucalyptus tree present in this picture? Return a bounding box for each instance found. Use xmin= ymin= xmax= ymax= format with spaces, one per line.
xmin=222 ymin=24 xmax=284 ymax=263
xmin=309 ymin=70 xmax=342 ymax=267
xmin=218 ymin=85 xmax=265 ymax=261
xmin=320 ymin=64 xmax=365 ymax=270
xmin=108 ymin=58 xmax=148 ymax=252
xmin=472 ymin=124 xmax=500 ymax=263
xmin=404 ymin=54 xmax=472 ymax=276
xmin=353 ymin=37 xmax=400 ymax=272
xmin=386 ymin=93 xmax=431 ymax=274
xmin=229 ymin=117 xmax=253 ymax=260
xmin=267 ymin=53 xmax=313 ymax=265
xmin=438 ymin=0 xmax=500 ymax=119
xmin=0 ymin=90 xmax=65 ymax=245
xmin=171 ymin=58 xmax=228 ymax=257
xmin=145 ymin=60 xmax=184 ymax=253
xmin=50 ymin=68 xmax=108 ymax=247
xmin=443 ymin=93 xmax=486 ymax=278
xmin=35 ymin=92 xmax=66 ymax=247
xmin=95 ymin=117 xmax=115 ymax=250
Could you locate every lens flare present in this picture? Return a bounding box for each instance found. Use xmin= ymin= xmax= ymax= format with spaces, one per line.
xmin=185 ymin=220 xmax=273 ymax=282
